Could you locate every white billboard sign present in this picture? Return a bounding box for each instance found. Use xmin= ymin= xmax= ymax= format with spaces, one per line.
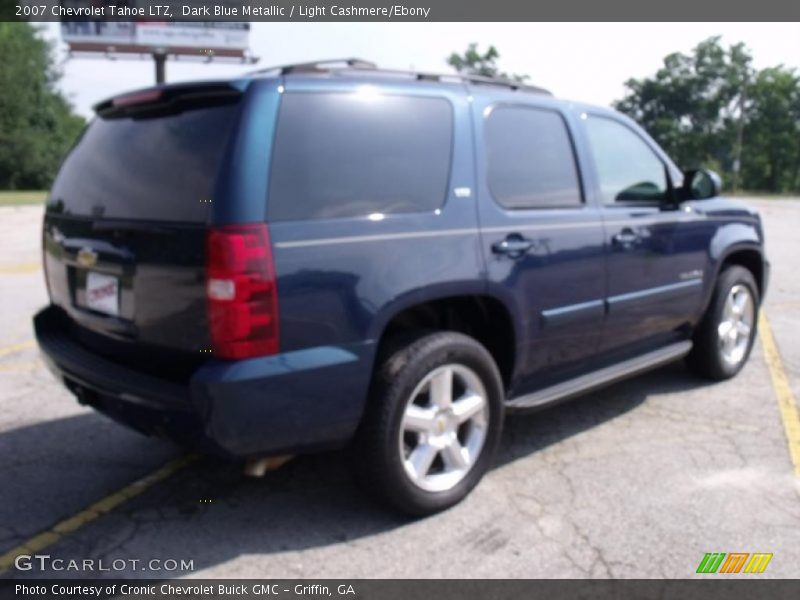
xmin=134 ymin=23 xmax=249 ymax=50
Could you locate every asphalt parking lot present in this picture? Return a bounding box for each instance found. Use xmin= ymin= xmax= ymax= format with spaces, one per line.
xmin=1 ymin=198 xmax=798 ymax=579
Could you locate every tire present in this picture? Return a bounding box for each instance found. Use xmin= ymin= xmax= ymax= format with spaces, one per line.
xmin=353 ymin=331 xmax=505 ymax=516
xmin=686 ymin=265 xmax=760 ymax=380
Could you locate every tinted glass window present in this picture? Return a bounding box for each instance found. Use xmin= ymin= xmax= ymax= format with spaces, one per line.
xmin=268 ymin=93 xmax=452 ymax=221
xmin=485 ymin=106 xmax=582 ymax=209
xmin=48 ymin=102 xmax=239 ymax=222
xmin=584 ymin=116 xmax=668 ymax=204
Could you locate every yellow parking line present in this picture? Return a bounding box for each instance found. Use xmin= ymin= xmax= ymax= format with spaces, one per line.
xmin=0 ymin=262 xmax=40 ymax=274
xmin=0 ymin=340 xmax=35 ymax=358
xmin=0 ymin=360 xmax=37 ymax=372
xmin=759 ymin=313 xmax=800 ymax=477
xmin=0 ymin=454 xmax=197 ymax=573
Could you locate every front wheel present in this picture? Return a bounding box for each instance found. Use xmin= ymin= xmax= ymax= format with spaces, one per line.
xmin=686 ymin=265 xmax=760 ymax=380
xmin=353 ymin=332 xmax=504 ymax=516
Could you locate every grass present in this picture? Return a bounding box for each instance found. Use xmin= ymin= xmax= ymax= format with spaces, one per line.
xmin=0 ymin=190 xmax=47 ymax=207
xmin=730 ymin=192 xmax=800 ymax=200
xmin=0 ymin=189 xmax=795 ymax=207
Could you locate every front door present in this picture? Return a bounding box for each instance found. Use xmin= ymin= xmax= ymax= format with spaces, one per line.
xmin=581 ymin=113 xmax=708 ymax=353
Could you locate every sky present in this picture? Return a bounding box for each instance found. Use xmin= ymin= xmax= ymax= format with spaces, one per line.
xmin=43 ymin=22 xmax=800 ymax=118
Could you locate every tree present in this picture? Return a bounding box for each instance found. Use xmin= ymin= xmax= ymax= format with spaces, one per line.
xmin=447 ymin=43 xmax=528 ymax=82
xmin=742 ymin=66 xmax=800 ymax=193
xmin=614 ymin=36 xmax=800 ymax=194
xmin=614 ymin=37 xmax=751 ymax=177
xmin=0 ymin=23 xmax=85 ymax=190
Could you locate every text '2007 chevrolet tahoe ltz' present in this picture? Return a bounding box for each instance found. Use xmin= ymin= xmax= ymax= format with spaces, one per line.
xmin=35 ymin=60 xmax=769 ymax=515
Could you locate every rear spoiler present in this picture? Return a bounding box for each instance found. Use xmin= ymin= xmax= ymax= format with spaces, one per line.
xmin=94 ymin=82 xmax=245 ymax=119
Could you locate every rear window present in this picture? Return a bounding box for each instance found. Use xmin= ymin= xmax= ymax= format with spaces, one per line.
xmin=268 ymin=92 xmax=453 ymax=221
xmin=47 ymin=102 xmax=239 ymax=223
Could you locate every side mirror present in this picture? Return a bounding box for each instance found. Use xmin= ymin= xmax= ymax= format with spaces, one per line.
xmin=682 ymin=169 xmax=722 ymax=200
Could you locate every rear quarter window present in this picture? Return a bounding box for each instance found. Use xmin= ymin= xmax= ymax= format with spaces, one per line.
xmin=267 ymin=92 xmax=453 ymax=221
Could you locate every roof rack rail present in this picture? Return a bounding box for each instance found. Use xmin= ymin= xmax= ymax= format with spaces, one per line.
xmin=408 ymin=70 xmax=550 ymax=95
xmin=247 ymin=59 xmax=552 ymax=96
xmin=459 ymin=74 xmax=550 ymax=95
xmin=248 ymin=58 xmax=377 ymax=76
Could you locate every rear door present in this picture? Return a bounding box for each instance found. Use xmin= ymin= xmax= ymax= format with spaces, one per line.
xmin=43 ymin=84 xmax=243 ymax=378
xmin=473 ymin=98 xmax=607 ymax=394
xmin=580 ymin=113 xmax=708 ymax=353
xmin=264 ymin=81 xmax=480 ymax=353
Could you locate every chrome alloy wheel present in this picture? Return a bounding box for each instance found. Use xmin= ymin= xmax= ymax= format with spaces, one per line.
xmin=718 ymin=284 xmax=755 ymax=366
xmin=399 ymin=364 xmax=489 ymax=493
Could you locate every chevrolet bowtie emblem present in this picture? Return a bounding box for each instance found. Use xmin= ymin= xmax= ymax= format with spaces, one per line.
xmin=77 ymin=247 xmax=98 ymax=268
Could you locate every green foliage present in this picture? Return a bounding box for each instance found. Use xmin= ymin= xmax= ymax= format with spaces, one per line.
xmin=447 ymin=43 xmax=529 ymax=83
xmin=615 ymin=36 xmax=800 ymax=194
xmin=741 ymin=67 xmax=800 ymax=192
xmin=0 ymin=23 xmax=86 ymax=190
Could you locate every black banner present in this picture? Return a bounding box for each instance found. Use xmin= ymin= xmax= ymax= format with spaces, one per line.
xmin=3 ymin=580 xmax=800 ymax=600
xmin=6 ymin=0 xmax=800 ymax=22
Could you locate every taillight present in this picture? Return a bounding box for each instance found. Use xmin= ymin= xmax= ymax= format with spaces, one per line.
xmin=206 ymin=223 xmax=279 ymax=359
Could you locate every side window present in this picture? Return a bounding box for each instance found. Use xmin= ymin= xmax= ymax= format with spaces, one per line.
xmin=268 ymin=93 xmax=453 ymax=221
xmin=485 ymin=105 xmax=582 ymax=209
xmin=584 ymin=116 xmax=668 ymax=204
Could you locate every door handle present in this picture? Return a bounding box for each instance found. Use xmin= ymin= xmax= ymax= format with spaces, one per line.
xmin=612 ymin=228 xmax=640 ymax=249
xmin=492 ymin=234 xmax=533 ymax=259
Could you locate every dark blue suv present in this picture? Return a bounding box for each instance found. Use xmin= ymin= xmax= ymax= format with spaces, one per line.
xmin=35 ymin=59 xmax=769 ymax=515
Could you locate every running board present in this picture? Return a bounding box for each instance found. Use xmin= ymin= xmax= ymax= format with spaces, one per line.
xmin=506 ymin=341 xmax=693 ymax=411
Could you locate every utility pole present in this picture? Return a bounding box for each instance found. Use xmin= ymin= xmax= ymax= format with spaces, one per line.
xmin=732 ymin=81 xmax=747 ymax=195
xmin=153 ymin=50 xmax=167 ymax=84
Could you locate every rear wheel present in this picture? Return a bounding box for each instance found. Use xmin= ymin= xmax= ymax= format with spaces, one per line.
xmin=686 ymin=265 xmax=759 ymax=380
xmin=354 ymin=332 xmax=504 ymax=516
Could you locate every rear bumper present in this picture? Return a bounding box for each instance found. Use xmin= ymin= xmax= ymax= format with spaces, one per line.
xmin=34 ymin=306 xmax=374 ymax=458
